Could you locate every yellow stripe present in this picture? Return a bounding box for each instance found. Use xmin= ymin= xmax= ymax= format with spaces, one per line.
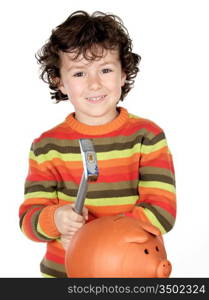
xmin=57 ymin=191 xmax=138 ymax=206
xmin=30 ymin=143 xmax=141 ymax=163
xmin=30 ymin=150 xmax=82 ymax=163
xmin=143 ymin=208 xmax=166 ymax=234
xmin=141 ymin=139 xmax=167 ymax=154
xmin=41 ymin=272 xmax=56 ymax=278
xmin=139 ymin=181 xmax=175 ymax=193
xmin=24 ymin=191 xmax=57 ymax=200
xmin=128 ymin=113 xmax=140 ymax=119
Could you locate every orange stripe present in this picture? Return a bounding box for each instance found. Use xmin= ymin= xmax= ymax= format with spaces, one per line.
xmin=139 ymin=194 xmax=176 ymax=209
xmin=47 ymin=241 xmax=65 ymax=253
xmin=86 ymin=204 xmax=134 ymax=217
xmin=99 ymin=153 xmax=139 ymax=168
xmin=30 ymin=153 xmax=139 ymax=170
xmin=132 ymin=207 xmax=151 ymax=223
xmin=19 ymin=198 xmax=58 ymax=216
xmin=139 ymin=187 xmax=176 ymax=203
xmin=23 ymin=198 xmax=58 ymax=206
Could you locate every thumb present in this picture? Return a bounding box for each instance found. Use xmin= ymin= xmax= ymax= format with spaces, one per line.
xmin=82 ymin=206 xmax=88 ymax=220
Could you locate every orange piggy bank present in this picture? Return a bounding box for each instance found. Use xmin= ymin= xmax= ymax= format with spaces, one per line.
xmin=65 ymin=215 xmax=172 ymax=278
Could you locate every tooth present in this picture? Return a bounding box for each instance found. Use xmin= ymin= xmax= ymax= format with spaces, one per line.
xmin=86 ymin=95 xmax=105 ymax=101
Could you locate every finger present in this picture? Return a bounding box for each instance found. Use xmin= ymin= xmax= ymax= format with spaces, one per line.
xmin=71 ymin=210 xmax=85 ymax=222
xmin=61 ymin=221 xmax=84 ymax=235
xmin=71 ymin=203 xmax=87 ymax=220
xmin=69 ymin=219 xmax=85 ymax=229
xmin=82 ymin=207 xmax=88 ymax=220
xmin=61 ymin=235 xmax=71 ymax=242
xmin=61 ymin=235 xmax=73 ymax=250
xmin=61 ymin=241 xmax=69 ymax=250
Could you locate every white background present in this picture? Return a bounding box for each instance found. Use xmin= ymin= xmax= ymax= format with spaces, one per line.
xmin=0 ymin=0 xmax=208 ymax=277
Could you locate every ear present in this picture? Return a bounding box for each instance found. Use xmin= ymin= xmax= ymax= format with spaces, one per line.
xmin=56 ymin=77 xmax=67 ymax=95
xmin=121 ymin=72 xmax=127 ymax=87
xmin=140 ymin=223 xmax=161 ymax=236
xmin=124 ymin=228 xmax=149 ymax=244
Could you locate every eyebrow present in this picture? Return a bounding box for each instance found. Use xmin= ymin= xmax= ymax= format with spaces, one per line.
xmin=67 ymin=61 xmax=117 ymax=71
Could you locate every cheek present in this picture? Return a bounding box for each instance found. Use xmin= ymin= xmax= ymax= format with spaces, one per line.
xmin=105 ymin=76 xmax=123 ymax=92
xmin=65 ymin=80 xmax=85 ymax=97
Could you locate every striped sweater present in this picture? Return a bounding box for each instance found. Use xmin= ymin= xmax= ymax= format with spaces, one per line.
xmin=19 ymin=107 xmax=176 ymax=277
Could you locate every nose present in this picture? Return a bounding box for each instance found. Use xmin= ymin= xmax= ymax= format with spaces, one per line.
xmin=156 ymin=259 xmax=172 ymax=278
xmin=88 ymin=74 xmax=102 ymax=90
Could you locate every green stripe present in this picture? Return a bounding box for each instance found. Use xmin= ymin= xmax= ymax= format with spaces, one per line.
xmin=152 ymin=205 xmax=176 ymax=226
xmin=25 ymin=185 xmax=55 ymax=194
xmin=33 ymin=128 xmax=146 ymax=149
xmin=138 ymin=202 xmax=173 ymax=232
xmin=97 ymin=143 xmax=141 ymax=160
xmin=25 ymin=180 xmax=57 ymax=189
xmin=40 ymin=260 xmax=67 ymax=278
xmin=31 ymin=133 xmax=166 ymax=162
xmin=34 ymin=135 xmax=142 ymax=154
xmin=31 ymin=209 xmax=53 ymax=241
xmin=140 ymin=166 xmax=174 ymax=178
xmin=56 ymin=187 xmax=138 ymax=199
xmin=140 ymin=174 xmax=175 ymax=185
xmin=143 ymin=209 xmax=166 ymax=234
xmin=25 ymin=179 xmax=139 ymax=192
xmin=42 ymin=257 xmax=66 ymax=273
xmin=143 ymin=131 xmax=165 ymax=145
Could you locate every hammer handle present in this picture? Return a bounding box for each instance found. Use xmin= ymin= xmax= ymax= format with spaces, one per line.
xmin=74 ymin=172 xmax=88 ymax=215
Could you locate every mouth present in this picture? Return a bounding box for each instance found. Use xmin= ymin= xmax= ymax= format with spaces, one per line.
xmin=85 ymin=95 xmax=107 ymax=103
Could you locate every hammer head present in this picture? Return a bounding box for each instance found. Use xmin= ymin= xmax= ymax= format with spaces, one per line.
xmin=79 ymin=139 xmax=99 ymax=182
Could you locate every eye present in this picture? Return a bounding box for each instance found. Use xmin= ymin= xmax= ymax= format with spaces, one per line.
xmin=144 ymin=249 xmax=149 ymax=254
xmin=102 ymin=68 xmax=112 ymax=74
xmin=73 ymin=72 xmax=85 ymax=77
xmin=156 ymin=246 xmax=159 ymax=252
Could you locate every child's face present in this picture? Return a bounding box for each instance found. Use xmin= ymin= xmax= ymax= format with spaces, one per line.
xmin=58 ymin=48 xmax=126 ymax=125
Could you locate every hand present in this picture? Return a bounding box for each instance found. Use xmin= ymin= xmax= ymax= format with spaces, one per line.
xmin=54 ymin=204 xmax=88 ymax=236
xmin=60 ymin=234 xmax=73 ymax=250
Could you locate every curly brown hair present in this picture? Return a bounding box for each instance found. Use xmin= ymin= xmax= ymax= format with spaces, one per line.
xmin=35 ymin=10 xmax=141 ymax=103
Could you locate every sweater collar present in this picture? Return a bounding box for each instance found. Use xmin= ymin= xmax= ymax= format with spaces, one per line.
xmin=65 ymin=107 xmax=128 ymax=135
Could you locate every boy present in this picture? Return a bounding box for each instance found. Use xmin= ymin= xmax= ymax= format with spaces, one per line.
xmin=19 ymin=10 xmax=176 ymax=278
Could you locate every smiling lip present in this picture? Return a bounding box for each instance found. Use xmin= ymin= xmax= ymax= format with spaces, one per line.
xmin=85 ymin=95 xmax=107 ymax=103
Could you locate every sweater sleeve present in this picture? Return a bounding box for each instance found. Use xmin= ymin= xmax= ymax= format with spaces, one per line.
xmin=19 ymin=141 xmax=62 ymax=242
xmin=125 ymin=126 xmax=176 ymax=234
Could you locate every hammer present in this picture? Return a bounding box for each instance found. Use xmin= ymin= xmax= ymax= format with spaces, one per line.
xmin=74 ymin=139 xmax=99 ymax=215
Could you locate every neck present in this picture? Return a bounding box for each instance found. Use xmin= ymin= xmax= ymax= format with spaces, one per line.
xmin=65 ymin=107 xmax=128 ymax=135
xmin=74 ymin=109 xmax=119 ymax=126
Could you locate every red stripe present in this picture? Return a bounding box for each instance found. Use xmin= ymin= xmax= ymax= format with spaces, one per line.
xmin=27 ymin=170 xmax=139 ymax=184
xmin=98 ymin=172 xmax=139 ymax=183
xmin=34 ymin=118 xmax=162 ymax=142
xmin=139 ymin=198 xmax=176 ymax=217
xmin=46 ymin=251 xmax=65 ymax=264
xmin=27 ymin=174 xmax=55 ymax=181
